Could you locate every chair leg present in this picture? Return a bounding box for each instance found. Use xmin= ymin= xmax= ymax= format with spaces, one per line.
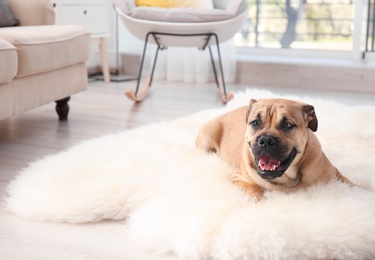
xmin=125 ymin=33 xmax=153 ymax=102
xmin=149 ymin=45 xmax=161 ymax=87
xmin=208 ymin=46 xmax=219 ymax=88
xmin=211 ymin=34 xmax=234 ymax=104
xmin=125 ymin=31 xmax=234 ymax=103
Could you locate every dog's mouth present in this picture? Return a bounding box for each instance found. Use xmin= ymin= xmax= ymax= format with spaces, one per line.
xmin=256 ymin=148 xmax=297 ymax=180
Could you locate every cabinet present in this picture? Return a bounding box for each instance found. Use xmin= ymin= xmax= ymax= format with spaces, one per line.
xmin=52 ymin=0 xmax=110 ymax=82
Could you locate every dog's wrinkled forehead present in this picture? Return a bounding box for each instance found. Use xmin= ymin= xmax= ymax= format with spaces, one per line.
xmin=248 ymin=99 xmax=303 ymax=119
xmin=246 ymin=98 xmax=318 ymax=132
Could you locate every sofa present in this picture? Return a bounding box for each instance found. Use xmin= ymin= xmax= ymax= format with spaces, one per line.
xmin=0 ymin=0 xmax=91 ymax=121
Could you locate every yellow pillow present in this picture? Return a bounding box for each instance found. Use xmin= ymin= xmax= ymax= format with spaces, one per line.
xmin=136 ymin=0 xmax=213 ymax=9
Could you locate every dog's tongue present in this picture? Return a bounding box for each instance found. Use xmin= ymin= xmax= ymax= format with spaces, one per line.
xmin=258 ymin=155 xmax=281 ymax=171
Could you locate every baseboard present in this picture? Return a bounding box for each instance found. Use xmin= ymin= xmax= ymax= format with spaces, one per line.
xmin=237 ymin=59 xmax=375 ymax=94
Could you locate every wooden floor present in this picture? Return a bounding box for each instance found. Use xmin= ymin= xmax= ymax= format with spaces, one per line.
xmin=0 ymin=80 xmax=374 ymax=259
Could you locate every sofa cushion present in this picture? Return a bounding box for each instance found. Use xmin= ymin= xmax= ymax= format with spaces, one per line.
xmin=0 ymin=39 xmax=17 ymax=83
xmin=0 ymin=25 xmax=91 ymax=77
xmin=6 ymin=0 xmax=54 ymax=26
xmin=0 ymin=0 xmax=20 ymax=27
xmin=113 ymin=0 xmax=248 ymax=22
xmin=135 ymin=0 xmax=213 ymax=9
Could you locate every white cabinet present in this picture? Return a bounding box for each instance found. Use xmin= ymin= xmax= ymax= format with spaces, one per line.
xmin=52 ymin=0 xmax=111 ymax=83
xmin=52 ymin=0 xmax=110 ymax=36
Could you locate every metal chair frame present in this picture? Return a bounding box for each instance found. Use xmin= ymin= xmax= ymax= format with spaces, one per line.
xmin=134 ymin=32 xmax=228 ymax=100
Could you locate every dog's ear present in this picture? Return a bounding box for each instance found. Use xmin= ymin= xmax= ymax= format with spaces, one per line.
xmin=246 ymin=99 xmax=257 ymax=123
xmin=303 ymin=105 xmax=318 ymax=132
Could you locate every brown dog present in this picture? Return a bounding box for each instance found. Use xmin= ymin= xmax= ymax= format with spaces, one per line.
xmin=196 ymin=98 xmax=356 ymax=200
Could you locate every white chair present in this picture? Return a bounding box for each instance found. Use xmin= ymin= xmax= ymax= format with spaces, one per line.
xmin=112 ymin=0 xmax=248 ymax=103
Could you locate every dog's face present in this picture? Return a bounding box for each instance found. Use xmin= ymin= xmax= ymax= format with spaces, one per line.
xmin=245 ymin=98 xmax=318 ymax=181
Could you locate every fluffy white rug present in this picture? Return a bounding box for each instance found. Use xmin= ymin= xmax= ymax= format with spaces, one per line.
xmin=5 ymin=88 xmax=375 ymax=259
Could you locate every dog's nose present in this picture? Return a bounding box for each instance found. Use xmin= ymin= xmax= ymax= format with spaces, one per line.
xmin=258 ymin=135 xmax=277 ymax=147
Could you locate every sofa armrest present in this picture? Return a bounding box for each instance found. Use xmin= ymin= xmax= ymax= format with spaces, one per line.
xmin=7 ymin=0 xmax=55 ymax=26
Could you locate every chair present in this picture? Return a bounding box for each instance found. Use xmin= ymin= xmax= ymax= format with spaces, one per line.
xmin=112 ymin=0 xmax=248 ymax=103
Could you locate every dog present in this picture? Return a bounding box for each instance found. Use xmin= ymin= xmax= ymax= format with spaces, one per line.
xmin=196 ymin=98 xmax=357 ymax=200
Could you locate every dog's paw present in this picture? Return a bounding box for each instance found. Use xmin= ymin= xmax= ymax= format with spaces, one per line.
xmin=245 ymin=186 xmax=265 ymax=202
xmin=231 ymin=170 xmax=265 ymax=202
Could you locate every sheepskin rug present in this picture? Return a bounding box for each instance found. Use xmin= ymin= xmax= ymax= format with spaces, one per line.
xmin=5 ymin=88 xmax=375 ymax=259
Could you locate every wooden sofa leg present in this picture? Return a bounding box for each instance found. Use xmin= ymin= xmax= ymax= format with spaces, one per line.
xmin=55 ymin=97 xmax=71 ymax=121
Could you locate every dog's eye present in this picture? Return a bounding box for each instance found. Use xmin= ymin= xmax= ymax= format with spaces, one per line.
xmin=283 ymin=122 xmax=296 ymax=129
xmin=250 ymin=119 xmax=260 ymax=127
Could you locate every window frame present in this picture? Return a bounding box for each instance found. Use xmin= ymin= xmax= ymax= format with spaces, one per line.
xmin=235 ymin=0 xmax=371 ymax=64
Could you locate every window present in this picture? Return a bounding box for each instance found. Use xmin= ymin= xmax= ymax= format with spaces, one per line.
xmin=365 ymin=0 xmax=375 ymax=53
xmin=235 ymin=0 xmax=361 ymax=52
